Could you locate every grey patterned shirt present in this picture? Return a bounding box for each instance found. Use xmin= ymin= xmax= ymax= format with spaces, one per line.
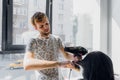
xmin=26 ymin=34 xmax=64 ymax=80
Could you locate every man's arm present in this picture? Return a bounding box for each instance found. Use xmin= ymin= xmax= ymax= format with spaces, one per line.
xmin=60 ymin=47 xmax=80 ymax=71
xmin=23 ymin=51 xmax=74 ymax=70
xmin=23 ymin=52 xmax=61 ymax=70
xmin=59 ymin=47 xmax=74 ymax=60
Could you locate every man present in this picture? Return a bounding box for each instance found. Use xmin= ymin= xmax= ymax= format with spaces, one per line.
xmin=23 ymin=12 xmax=79 ymax=80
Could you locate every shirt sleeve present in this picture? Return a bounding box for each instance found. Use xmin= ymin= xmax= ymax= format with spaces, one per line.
xmin=25 ymin=38 xmax=36 ymax=53
xmin=58 ymin=37 xmax=65 ymax=48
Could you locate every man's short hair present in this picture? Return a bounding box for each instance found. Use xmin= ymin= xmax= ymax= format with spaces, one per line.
xmin=31 ymin=12 xmax=47 ymax=26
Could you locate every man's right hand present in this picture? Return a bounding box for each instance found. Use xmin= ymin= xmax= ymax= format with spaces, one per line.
xmin=58 ymin=61 xmax=80 ymax=71
xmin=59 ymin=61 xmax=71 ymax=68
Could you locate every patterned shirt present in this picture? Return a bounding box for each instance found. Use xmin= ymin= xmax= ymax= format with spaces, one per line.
xmin=26 ymin=34 xmax=64 ymax=80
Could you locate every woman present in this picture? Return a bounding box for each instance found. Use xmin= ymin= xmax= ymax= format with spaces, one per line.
xmin=80 ymin=51 xmax=115 ymax=80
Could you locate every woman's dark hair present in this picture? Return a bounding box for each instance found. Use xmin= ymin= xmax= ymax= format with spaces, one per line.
xmin=80 ymin=51 xmax=114 ymax=80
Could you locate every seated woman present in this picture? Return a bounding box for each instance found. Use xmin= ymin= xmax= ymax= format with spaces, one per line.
xmin=79 ymin=51 xmax=115 ymax=80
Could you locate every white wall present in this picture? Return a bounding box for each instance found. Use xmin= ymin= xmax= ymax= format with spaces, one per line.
xmin=112 ymin=0 xmax=120 ymax=75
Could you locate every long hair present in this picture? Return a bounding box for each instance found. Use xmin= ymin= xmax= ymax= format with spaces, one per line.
xmin=81 ymin=51 xmax=114 ymax=80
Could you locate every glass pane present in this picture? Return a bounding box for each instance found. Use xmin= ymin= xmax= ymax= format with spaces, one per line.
xmin=0 ymin=0 xmax=46 ymax=80
xmin=0 ymin=0 xmax=2 ymax=51
xmin=12 ymin=0 xmax=46 ymax=45
xmin=52 ymin=0 xmax=100 ymax=79
xmin=0 ymin=53 xmax=36 ymax=80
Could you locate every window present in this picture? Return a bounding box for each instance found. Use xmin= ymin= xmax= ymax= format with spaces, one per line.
xmin=0 ymin=0 xmax=50 ymax=80
xmin=0 ymin=0 xmax=2 ymax=51
xmin=61 ymin=0 xmax=64 ymax=2
xmin=59 ymin=3 xmax=64 ymax=10
xmin=53 ymin=0 xmax=100 ymax=79
xmin=0 ymin=0 xmax=113 ymax=80
xmin=58 ymin=14 xmax=64 ymax=20
xmin=53 ymin=0 xmax=100 ymax=51
xmin=2 ymin=0 xmax=47 ymax=52
xmin=58 ymin=24 xmax=65 ymax=41
xmin=13 ymin=0 xmax=46 ymax=45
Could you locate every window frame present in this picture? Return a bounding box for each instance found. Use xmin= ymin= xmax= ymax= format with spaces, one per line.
xmin=1 ymin=0 xmax=52 ymax=53
xmin=0 ymin=0 xmax=111 ymax=55
xmin=100 ymin=0 xmax=112 ymax=56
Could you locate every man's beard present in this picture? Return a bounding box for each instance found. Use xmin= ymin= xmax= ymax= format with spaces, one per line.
xmin=40 ymin=32 xmax=50 ymax=37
